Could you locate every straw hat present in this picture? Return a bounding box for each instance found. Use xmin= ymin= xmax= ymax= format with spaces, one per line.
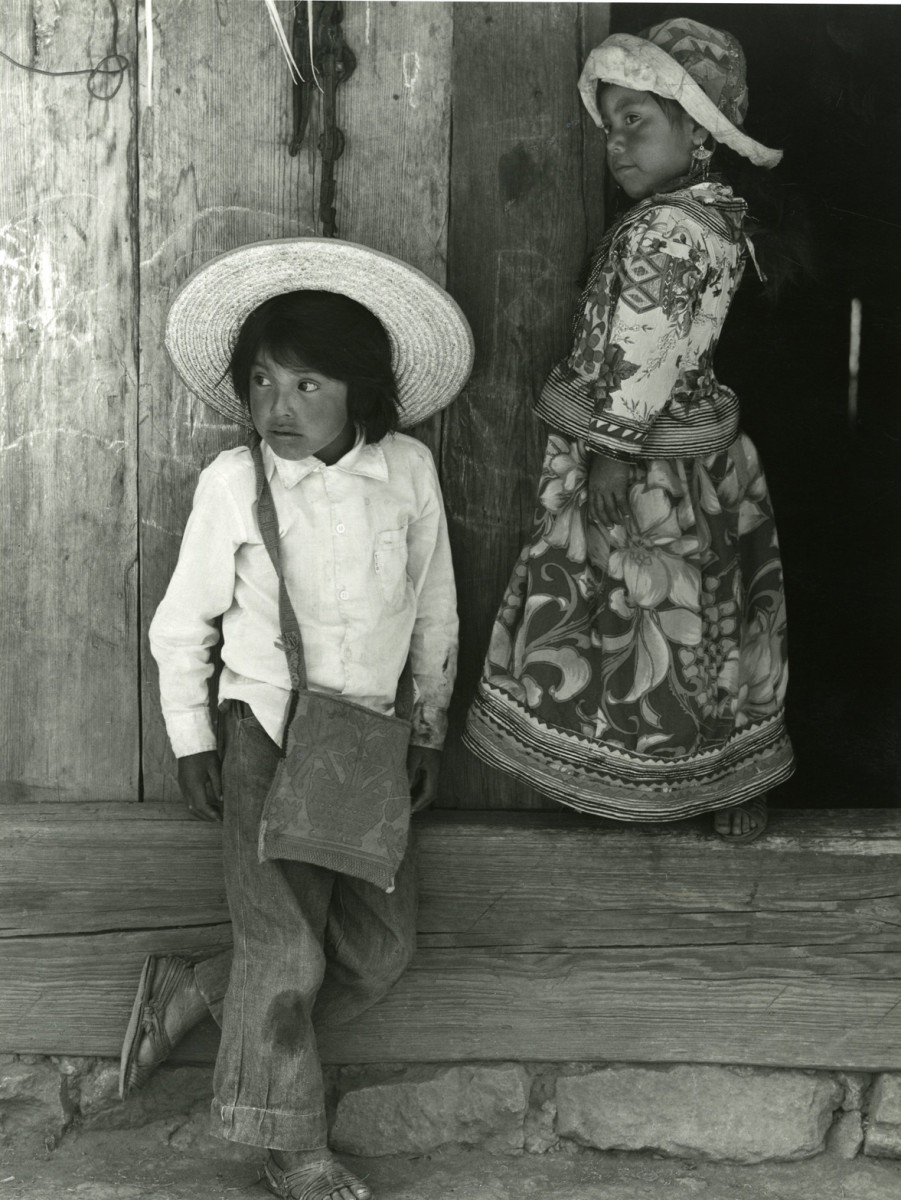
xmin=165 ymin=238 xmax=475 ymax=429
xmin=578 ymin=18 xmax=782 ymax=169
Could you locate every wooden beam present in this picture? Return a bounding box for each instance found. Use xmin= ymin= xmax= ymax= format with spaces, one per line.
xmin=2 ymin=810 xmax=901 ymax=1069
xmin=4 ymin=808 xmax=901 ymax=947
xmin=4 ymin=934 xmax=901 ymax=1072
xmin=0 ymin=0 xmax=139 ymax=801
xmin=0 ymin=805 xmax=226 ymax=936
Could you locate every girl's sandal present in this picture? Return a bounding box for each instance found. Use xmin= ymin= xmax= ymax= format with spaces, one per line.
xmin=264 ymin=1155 xmax=373 ymax=1200
xmin=118 ymin=954 xmax=193 ymax=1100
xmin=714 ymin=795 xmax=768 ymax=844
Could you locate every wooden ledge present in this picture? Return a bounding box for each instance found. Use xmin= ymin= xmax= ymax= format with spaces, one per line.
xmin=2 ymin=807 xmax=900 ymax=1069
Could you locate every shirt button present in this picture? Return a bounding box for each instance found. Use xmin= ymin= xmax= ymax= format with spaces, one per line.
xmin=336 ymin=522 xmax=346 ymax=534
xmin=339 ymin=589 xmax=349 ymax=600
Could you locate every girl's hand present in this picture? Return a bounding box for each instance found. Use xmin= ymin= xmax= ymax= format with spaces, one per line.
xmin=407 ymin=745 xmax=443 ymax=813
xmin=177 ymin=751 xmax=223 ymax=822
xmin=588 ymin=452 xmax=632 ymax=527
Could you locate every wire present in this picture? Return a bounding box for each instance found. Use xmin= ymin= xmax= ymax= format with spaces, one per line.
xmin=0 ymin=46 xmax=129 ymax=100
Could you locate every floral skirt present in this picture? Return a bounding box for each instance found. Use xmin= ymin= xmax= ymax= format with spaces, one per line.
xmin=463 ymin=432 xmax=795 ymax=820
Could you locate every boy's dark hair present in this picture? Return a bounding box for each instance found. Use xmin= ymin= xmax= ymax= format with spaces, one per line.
xmin=229 ymin=290 xmax=400 ymax=444
xmin=596 ymin=82 xmax=814 ymax=303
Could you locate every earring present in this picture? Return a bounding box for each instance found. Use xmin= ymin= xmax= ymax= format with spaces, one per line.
xmin=691 ymin=143 xmax=713 ymax=181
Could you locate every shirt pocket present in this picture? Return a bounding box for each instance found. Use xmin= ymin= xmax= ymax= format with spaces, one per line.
xmin=374 ymin=527 xmax=409 ymax=612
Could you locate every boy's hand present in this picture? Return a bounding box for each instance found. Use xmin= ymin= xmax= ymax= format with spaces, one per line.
xmin=407 ymin=745 xmax=442 ymax=813
xmin=177 ymin=751 xmax=223 ymax=822
xmin=588 ymin=452 xmax=632 ymax=528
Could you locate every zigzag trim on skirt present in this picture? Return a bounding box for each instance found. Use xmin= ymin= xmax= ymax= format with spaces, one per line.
xmin=463 ymin=683 xmax=795 ymax=820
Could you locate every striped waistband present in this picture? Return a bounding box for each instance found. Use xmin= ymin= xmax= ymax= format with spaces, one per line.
xmin=535 ymin=367 xmax=740 ymax=459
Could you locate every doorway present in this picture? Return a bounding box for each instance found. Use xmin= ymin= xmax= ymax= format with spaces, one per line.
xmin=611 ymin=3 xmax=901 ymax=806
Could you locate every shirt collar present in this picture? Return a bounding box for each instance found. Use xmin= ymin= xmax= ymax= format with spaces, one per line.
xmin=262 ymin=428 xmax=390 ymax=489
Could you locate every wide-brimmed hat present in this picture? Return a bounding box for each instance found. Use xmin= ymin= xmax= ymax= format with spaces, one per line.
xmin=578 ymin=17 xmax=782 ymax=169
xmin=165 ymin=238 xmax=475 ymax=429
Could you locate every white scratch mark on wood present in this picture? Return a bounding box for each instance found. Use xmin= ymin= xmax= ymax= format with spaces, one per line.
xmin=364 ymin=1 xmax=371 ymax=46
xmin=141 ymin=517 xmax=184 ymax=539
xmin=145 ymin=0 xmax=155 ymax=108
xmin=403 ymin=51 xmax=421 ymax=110
xmin=37 ymin=244 xmax=57 ymax=337
xmin=0 ymin=429 xmax=131 ymax=454
xmin=139 ymin=207 xmax=310 ymax=270
xmin=0 ymin=248 xmax=27 ymax=340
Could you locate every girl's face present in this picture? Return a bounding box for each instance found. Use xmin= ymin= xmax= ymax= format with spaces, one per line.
xmin=249 ymin=351 xmax=354 ymax=463
xmin=599 ymin=86 xmax=697 ymax=200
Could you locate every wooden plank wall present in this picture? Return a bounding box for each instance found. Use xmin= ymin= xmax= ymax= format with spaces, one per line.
xmin=4 ymin=809 xmax=901 ymax=1071
xmin=440 ymin=1 xmax=609 ymax=807
xmin=0 ymin=0 xmax=610 ymax=809
xmin=139 ymin=0 xmax=453 ymax=800
xmin=0 ymin=0 xmax=139 ymax=801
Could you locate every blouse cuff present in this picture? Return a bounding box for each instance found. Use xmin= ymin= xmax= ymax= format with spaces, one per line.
xmin=588 ymin=412 xmax=650 ymax=460
xmin=166 ymin=709 xmax=218 ymax=759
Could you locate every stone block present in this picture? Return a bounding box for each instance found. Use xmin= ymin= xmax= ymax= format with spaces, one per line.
xmin=555 ymin=1064 xmax=841 ymax=1163
xmin=52 ymin=1056 xmax=96 ymax=1080
xmin=79 ymin=1064 xmax=213 ymax=1130
xmin=331 ymin=1064 xmax=529 ymax=1156
xmin=0 ymin=1059 xmax=69 ymax=1147
xmin=524 ymin=1098 xmax=558 ymax=1154
xmin=826 ymin=1110 xmax=864 ymax=1159
xmin=869 ymin=1074 xmax=901 ymax=1125
xmin=837 ymin=1071 xmax=872 ymax=1112
xmin=864 ymin=1123 xmax=901 ymax=1160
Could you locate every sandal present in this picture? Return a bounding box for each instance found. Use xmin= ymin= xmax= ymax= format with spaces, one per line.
xmin=714 ymin=795 xmax=768 ymax=844
xmin=118 ymin=954 xmax=193 ymax=1099
xmin=264 ymin=1154 xmax=373 ymax=1200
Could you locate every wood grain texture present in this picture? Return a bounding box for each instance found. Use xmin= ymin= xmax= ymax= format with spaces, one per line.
xmin=4 ymin=809 xmax=901 ymax=1068
xmin=138 ymin=0 xmax=319 ymax=802
xmin=6 ymin=936 xmax=900 ymax=1072
xmin=337 ymin=1 xmax=454 ymax=461
xmin=139 ymin=1 xmax=453 ymax=799
xmin=0 ymin=804 xmax=226 ymax=936
xmin=438 ymin=2 xmax=608 ymax=809
xmin=0 ymin=926 xmax=232 ymax=1056
xmin=6 ymin=808 xmax=901 ymax=947
xmin=0 ymin=0 xmax=139 ymax=801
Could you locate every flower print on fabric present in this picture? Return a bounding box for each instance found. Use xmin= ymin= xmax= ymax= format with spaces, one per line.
xmin=587 ymin=211 xmax=715 ymax=438
xmin=588 ymin=482 xmax=703 ymax=711
xmin=465 ymin=183 xmax=792 ymax=819
xmin=464 ymin=432 xmax=793 ymax=819
xmin=532 ymin=435 xmax=589 ymax=562
xmin=535 ymin=183 xmax=749 ymax=461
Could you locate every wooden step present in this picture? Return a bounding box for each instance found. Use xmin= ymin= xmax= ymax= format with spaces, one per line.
xmin=2 ymin=808 xmax=900 ymax=1069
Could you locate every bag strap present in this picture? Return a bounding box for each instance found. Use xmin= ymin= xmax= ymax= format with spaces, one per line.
xmin=250 ymin=437 xmax=414 ymax=720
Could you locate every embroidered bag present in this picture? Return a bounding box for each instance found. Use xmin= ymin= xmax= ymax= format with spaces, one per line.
xmin=251 ymin=440 xmax=413 ymax=893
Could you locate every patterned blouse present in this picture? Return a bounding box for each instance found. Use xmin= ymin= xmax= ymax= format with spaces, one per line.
xmin=534 ymin=182 xmax=751 ymax=460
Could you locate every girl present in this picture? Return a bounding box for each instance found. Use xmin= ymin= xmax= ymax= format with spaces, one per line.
xmin=120 ymin=239 xmax=472 ymax=1200
xmin=465 ymin=18 xmax=794 ymax=840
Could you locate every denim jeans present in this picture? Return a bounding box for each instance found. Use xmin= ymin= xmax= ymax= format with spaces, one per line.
xmin=191 ymin=700 xmax=417 ymax=1150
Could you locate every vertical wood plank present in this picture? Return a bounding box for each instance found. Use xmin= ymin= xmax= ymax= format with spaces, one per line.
xmin=337 ymin=1 xmax=454 ymax=459
xmin=0 ymin=0 xmax=139 ymax=801
xmin=139 ymin=0 xmax=320 ymax=801
xmin=439 ymin=2 xmax=608 ymax=808
xmin=139 ymin=2 xmax=453 ymax=798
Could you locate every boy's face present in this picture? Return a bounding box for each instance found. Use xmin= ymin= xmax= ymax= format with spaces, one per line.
xmin=250 ymin=352 xmax=353 ymax=463
xmin=599 ymin=86 xmax=696 ymax=199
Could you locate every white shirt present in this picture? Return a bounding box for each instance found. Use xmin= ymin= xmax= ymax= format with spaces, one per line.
xmin=149 ymin=432 xmax=458 ymax=757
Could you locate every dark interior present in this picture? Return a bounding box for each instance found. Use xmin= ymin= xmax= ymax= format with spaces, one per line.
xmin=611 ymin=3 xmax=901 ymax=806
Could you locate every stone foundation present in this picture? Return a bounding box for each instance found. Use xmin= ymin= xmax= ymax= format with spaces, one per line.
xmin=1 ymin=1054 xmax=895 ymax=1164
